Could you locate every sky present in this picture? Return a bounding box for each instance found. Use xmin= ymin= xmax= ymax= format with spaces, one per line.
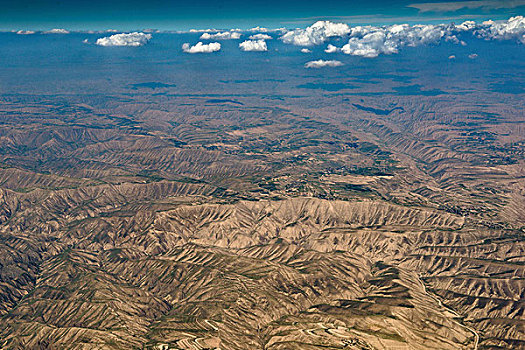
xmin=0 ymin=0 xmax=524 ymax=31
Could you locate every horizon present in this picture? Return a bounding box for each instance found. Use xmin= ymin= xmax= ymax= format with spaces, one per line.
xmin=1 ymin=0 xmax=524 ymax=31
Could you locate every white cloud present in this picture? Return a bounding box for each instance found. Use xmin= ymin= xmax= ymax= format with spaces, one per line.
xmin=473 ymin=16 xmax=525 ymax=44
xmin=249 ymin=26 xmax=269 ymax=32
xmin=96 ymin=32 xmax=152 ymax=47
xmin=342 ymin=31 xmax=397 ymax=57
xmin=280 ymin=21 xmax=351 ymax=46
xmin=83 ymin=39 xmax=89 ymax=44
xmin=468 ymin=53 xmax=478 ymax=59
xmin=325 ymin=44 xmax=339 ymax=53
xmin=249 ymin=33 xmax=272 ymax=40
xmin=448 ymin=55 xmax=456 ymax=59
xmin=445 ymin=35 xmax=467 ymax=45
xmin=190 ymin=28 xmax=217 ymax=33
xmin=239 ymin=39 xmax=268 ymax=51
xmin=301 ymin=48 xmax=312 ymax=53
xmin=200 ymin=31 xmax=241 ymax=40
xmin=304 ymin=60 xmax=344 ymax=68
xmin=280 ymin=21 xmax=453 ymax=57
xmin=278 ymin=16 xmax=524 ymax=58
xmin=182 ymin=42 xmax=221 ymax=53
xmin=341 ymin=23 xmax=454 ymax=57
xmin=16 ymin=30 xmax=35 ymax=35
xmin=455 ymin=20 xmax=477 ymax=31
xmin=44 ymin=28 xmax=69 ymax=34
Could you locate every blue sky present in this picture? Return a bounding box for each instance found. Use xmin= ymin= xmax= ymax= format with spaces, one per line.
xmin=1 ymin=0 xmax=524 ymax=30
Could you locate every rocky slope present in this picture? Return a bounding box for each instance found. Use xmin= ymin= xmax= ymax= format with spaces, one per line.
xmin=0 ymin=92 xmax=523 ymax=349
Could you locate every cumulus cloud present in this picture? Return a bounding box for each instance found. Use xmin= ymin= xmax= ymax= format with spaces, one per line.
xmin=341 ymin=23 xmax=461 ymax=57
xmin=445 ymin=35 xmax=467 ymax=45
xmin=249 ymin=26 xmax=269 ymax=32
xmin=455 ymin=20 xmax=477 ymax=31
xmin=278 ymin=16 xmax=525 ymax=58
xmin=182 ymin=42 xmax=221 ymax=53
xmin=200 ymin=31 xmax=241 ymax=40
xmin=239 ymin=40 xmax=268 ymax=51
xmin=281 ymin=21 xmax=453 ymax=57
xmin=44 ymin=28 xmax=69 ymax=34
xmin=249 ymin=33 xmax=272 ymax=40
xmin=96 ymin=32 xmax=152 ymax=47
xmin=301 ymin=48 xmax=312 ymax=53
xmin=190 ymin=28 xmax=217 ymax=33
xmin=304 ymin=60 xmax=344 ymax=68
xmin=281 ymin=21 xmax=351 ymax=46
xmin=473 ymin=16 xmax=525 ymax=43
xmin=325 ymin=44 xmax=339 ymax=53
xmin=16 ymin=30 xmax=35 ymax=35
xmin=342 ymin=31 xmax=396 ymax=57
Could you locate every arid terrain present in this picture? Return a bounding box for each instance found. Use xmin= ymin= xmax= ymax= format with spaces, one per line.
xmin=0 ymin=86 xmax=523 ymax=350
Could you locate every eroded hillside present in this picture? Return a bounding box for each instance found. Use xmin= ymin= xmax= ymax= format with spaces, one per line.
xmin=0 ymin=91 xmax=523 ymax=349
